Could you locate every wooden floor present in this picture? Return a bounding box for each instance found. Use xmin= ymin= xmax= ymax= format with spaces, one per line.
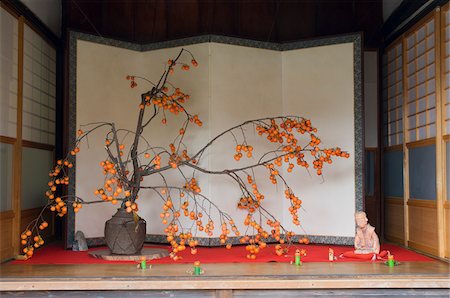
xmin=1 ymin=260 xmax=449 ymax=296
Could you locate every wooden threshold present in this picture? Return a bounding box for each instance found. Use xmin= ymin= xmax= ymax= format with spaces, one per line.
xmin=1 ymin=262 xmax=449 ymax=291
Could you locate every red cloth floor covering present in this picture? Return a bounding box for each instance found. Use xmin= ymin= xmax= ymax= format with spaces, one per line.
xmin=11 ymin=243 xmax=432 ymax=265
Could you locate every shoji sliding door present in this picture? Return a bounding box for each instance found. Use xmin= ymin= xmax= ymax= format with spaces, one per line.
xmin=383 ymin=3 xmax=450 ymax=258
xmin=0 ymin=4 xmax=57 ymax=261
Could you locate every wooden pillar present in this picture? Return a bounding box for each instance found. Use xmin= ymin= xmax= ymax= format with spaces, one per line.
xmin=401 ymin=34 xmax=410 ymax=246
xmin=435 ymin=6 xmax=445 ymax=259
xmin=12 ymin=16 xmax=24 ymax=255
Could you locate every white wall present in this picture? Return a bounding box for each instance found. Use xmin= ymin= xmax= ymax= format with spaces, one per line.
xmin=75 ymin=40 xmax=357 ymax=239
xmin=20 ymin=0 xmax=61 ymax=37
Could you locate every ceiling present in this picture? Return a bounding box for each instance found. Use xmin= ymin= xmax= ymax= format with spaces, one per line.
xmin=64 ymin=0 xmax=383 ymax=48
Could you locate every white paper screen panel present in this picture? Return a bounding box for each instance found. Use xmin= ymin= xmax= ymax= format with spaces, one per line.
xmin=444 ymin=7 xmax=450 ymax=134
xmin=22 ymin=24 xmax=56 ymax=145
xmin=382 ymin=42 xmax=403 ymax=147
xmin=405 ymin=19 xmax=436 ymax=142
xmin=0 ymin=143 xmax=14 ymax=212
xmin=0 ymin=8 xmax=18 ymax=138
xmin=21 ymin=147 xmax=54 ymax=209
xmin=75 ymin=41 xmax=356 ymax=239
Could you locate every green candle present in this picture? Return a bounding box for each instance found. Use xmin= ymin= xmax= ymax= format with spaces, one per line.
xmin=194 ymin=261 xmax=201 ymax=275
xmin=294 ymin=249 xmax=301 ymax=265
xmin=295 ymin=255 xmax=301 ymax=265
xmin=140 ymin=256 xmax=147 ymax=269
xmin=387 ymin=255 xmax=395 ymax=267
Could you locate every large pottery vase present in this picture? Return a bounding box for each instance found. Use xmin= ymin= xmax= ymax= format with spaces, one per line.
xmin=105 ymin=208 xmax=146 ymax=255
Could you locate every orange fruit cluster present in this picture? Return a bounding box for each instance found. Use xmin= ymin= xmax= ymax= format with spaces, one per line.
xmin=124 ymin=200 xmax=138 ymax=213
xmin=22 ymin=246 xmax=35 ymax=258
xmin=19 ymin=220 xmax=49 ymax=259
xmin=93 ymin=159 xmax=129 ymax=205
xmin=237 ymin=175 xmax=265 ymax=212
xmin=237 ymin=196 xmax=260 ymax=212
xmin=44 ymin=152 xmax=80 ymax=220
xmin=165 ymin=227 xmax=198 ymax=260
xmin=189 ymin=115 xmax=202 ymax=127
xmin=234 ymin=144 xmax=253 ymax=161
xmin=70 ymin=147 xmax=80 ymax=156
xmin=153 ymin=155 xmax=161 ymax=169
xmin=265 ymin=163 xmax=279 ymax=184
xmin=285 ymin=189 xmax=302 ymax=225
xmin=126 ymin=75 xmax=137 ymax=88
xmin=246 ymin=242 xmax=264 ymax=259
xmin=160 ymin=191 xmax=241 ymax=259
xmin=275 ymin=244 xmax=287 ymax=256
xmin=183 ymin=178 xmax=201 ymax=193
xmin=159 ymin=198 xmax=173 ymax=224
xmin=239 ymin=216 xmax=272 ymax=258
xmin=166 ymin=57 xmax=198 ymax=76
xmin=219 ymin=222 xmax=231 ymax=244
xmin=150 ymin=89 xmax=188 ymax=116
xmin=254 ymin=119 xmax=350 ymax=189
xmin=72 ymin=202 xmax=83 ymax=213
xmin=48 ymin=196 xmax=67 ymax=216
xmin=100 ymin=160 xmax=117 ymax=175
xmin=181 ymin=149 xmax=190 ymax=161
xmin=298 ymin=237 xmax=310 ymax=244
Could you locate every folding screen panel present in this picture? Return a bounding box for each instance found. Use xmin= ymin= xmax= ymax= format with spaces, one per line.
xmin=70 ymin=33 xmax=362 ymax=245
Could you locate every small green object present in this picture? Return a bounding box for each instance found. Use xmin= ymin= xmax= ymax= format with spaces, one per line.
xmin=387 ymin=260 xmax=395 ymax=267
xmin=141 ymin=260 xmax=147 ymax=269
xmin=295 ymin=255 xmax=301 ymax=265
xmin=194 ymin=266 xmax=201 ymax=275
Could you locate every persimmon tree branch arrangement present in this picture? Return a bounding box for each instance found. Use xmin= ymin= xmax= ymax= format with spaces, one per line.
xmin=20 ymin=49 xmax=349 ymax=260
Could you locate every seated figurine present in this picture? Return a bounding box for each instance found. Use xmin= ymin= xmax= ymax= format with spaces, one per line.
xmin=354 ymin=211 xmax=380 ymax=254
xmin=340 ymin=211 xmax=387 ymax=260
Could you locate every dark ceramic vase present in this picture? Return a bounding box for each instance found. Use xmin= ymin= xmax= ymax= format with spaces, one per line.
xmin=104 ymin=208 xmax=146 ymax=255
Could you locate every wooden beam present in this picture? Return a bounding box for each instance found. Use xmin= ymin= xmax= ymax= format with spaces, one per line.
xmin=12 ymin=16 xmax=24 ymax=256
xmin=22 ymin=140 xmax=55 ymax=151
xmin=0 ymin=262 xmax=449 ymax=291
xmin=405 ymin=138 xmax=436 ymax=148
xmin=0 ymin=136 xmax=16 ymax=144
xmin=384 ymin=144 xmax=403 ymax=152
xmin=407 ymin=199 xmax=437 ymax=208
xmin=386 ymin=197 xmax=405 ymax=205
